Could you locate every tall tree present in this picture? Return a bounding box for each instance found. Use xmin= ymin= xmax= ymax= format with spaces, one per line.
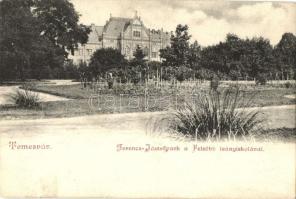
xmin=0 ymin=0 xmax=37 ymax=80
xmin=243 ymin=37 xmax=274 ymax=80
xmin=33 ymin=0 xmax=90 ymax=56
xmin=89 ymin=48 xmax=126 ymax=77
xmin=274 ymin=33 xmax=296 ymax=79
xmin=188 ymin=40 xmax=201 ymax=69
xmin=129 ymin=46 xmax=147 ymax=84
xmin=0 ymin=0 xmax=90 ymax=81
xmin=160 ymin=24 xmax=191 ymax=67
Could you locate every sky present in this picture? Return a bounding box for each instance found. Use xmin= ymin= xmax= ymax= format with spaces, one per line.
xmin=70 ymin=0 xmax=296 ymax=46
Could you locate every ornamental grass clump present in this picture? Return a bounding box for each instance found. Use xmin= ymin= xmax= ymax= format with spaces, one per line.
xmin=167 ymin=89 xmax=264 ymax=141
xmin=9 ymin=88 xmax=40 ymax=108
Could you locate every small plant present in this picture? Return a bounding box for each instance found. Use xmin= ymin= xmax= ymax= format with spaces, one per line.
xmin=130 ymin=74 xmax=140 ymax=85
xmin=9 ymin=88 xmax=40 ymax=108
xmin=107 ymin=78 xmax=114 ymax=89
xmin=164 ymin=89 xmax=264 ymax=141
xmin=283 ymin=82 xmax=295 ymax=88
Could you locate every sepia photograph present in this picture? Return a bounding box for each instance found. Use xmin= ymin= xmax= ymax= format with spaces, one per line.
xmin=0 ymin=0 xmax=295 ymax=198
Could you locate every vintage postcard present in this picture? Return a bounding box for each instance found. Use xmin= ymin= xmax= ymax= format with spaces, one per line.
xmin=0 ymin=0 xmax=295 ymax=198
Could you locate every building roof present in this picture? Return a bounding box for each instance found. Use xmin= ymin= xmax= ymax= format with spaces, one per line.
xmin=103 ymin=17 xmax=132 ymax=38
xmin=88 ymin=24 xmax=103 ymax=43
xmin=87 ymin=16 xmax=170 ymax=42
xmin=149 ymin=29 xmax=171 ymax=41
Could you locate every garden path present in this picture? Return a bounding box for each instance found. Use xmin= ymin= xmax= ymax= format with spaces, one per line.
xmin=0 ymin=86 xmax=70 ymax=105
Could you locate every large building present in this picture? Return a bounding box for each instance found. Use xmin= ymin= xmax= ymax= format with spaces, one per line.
xmin=68 ymin=13 xmax=171 ymax=64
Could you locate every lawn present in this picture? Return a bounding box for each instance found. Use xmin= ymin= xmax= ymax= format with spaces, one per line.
xmin=0 ymin=82 xmax=295 ymax=120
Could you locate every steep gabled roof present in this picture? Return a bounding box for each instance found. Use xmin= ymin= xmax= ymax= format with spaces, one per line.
xmin=88 ymin=24 xmax=103 ymax=43
xmin=103 ymin=17 xmax=132 ymax=38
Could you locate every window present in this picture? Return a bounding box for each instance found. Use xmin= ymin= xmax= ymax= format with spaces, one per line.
xmin=87 ymin=49 xmax=92 ymax=55
xmin=152 ymin=52 xmax=157 ymax=58
xmin=133 ymin=31 xmax=141 ymax=37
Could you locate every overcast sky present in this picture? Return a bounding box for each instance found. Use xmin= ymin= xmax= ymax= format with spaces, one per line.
xmin=71 ymin=0 xmax=296 ymax=46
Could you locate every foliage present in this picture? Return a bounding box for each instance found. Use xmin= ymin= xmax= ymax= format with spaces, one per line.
xmin=273 ymin=33 xmax=296 ymax=80
xmin=160 ymin=24 xmax=191 ymax=67
xmin=167 ymin=89 xmax=263 ymax=141
xmin=127 ymin=65 xmax=141 ymax=84
xmin=200 ymin=34 xmax=275 ymax=81
xmin=0 ymin=0 xmax=38 ymax=80
xmin=161 ymin=66 xmax=175 ymax=81
xmin=0 ymin=0 xmax=90 ymax=81
xmin=133 ymin=45 xmax=146 ymax=62
xmin=283 ymin=82 xmax=296 ymax=89
xmin=255 ymin=74 xmax=267 ymax=85
xmin=1 ymin=4 xmax=295 ymax=85
xmin=33 ymin=0 xmax=91 ymax=55
xmin=63 ymin=61 xmax=80 ymax=79
xmin=147 ymin=61 xmax=161 ymax=80
xmin=107 ymin=78 xmax=114 ymax=89
xmin=89 ymin=48 xmax=126 ymax=77
xmin=175 ymin=65 xmax=192 ymax=82
xmin=9 ymin=87 xmax=40 ymax=108
xmin=188 ymin=40 xmax=201 ymax=69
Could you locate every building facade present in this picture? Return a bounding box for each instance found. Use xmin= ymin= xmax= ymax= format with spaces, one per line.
xmin=68 ymin=13 xmax=171 ymax=64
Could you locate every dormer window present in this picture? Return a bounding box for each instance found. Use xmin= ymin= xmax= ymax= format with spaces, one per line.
xmin=133 ymin=31 xmax=140 ymax=37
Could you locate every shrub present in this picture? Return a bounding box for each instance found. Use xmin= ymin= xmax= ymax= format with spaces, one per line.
xmin=175 ymin=66 xmax=192 ymax=82
xmin=165 ymin=89 xmax=263 ymax=141
xmin=119 ymin=77 xmax=128 ymax=84
xmin=255 ymin=75 xmax=267 ymax=85
xmin=126 ymin=65 xmax=142 ymax=85
xmin=107 ymin=78 xmax=114 ymax=89
xmin=283 ymin=82 xmax=296 ymax=88
xmin=9 ymin=88 xmax=40 ymax=108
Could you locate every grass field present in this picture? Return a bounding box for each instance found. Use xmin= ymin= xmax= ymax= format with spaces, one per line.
xmin=0 ymin=82 xmax=295 ymax=120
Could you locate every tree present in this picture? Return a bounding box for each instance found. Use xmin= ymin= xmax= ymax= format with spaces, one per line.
xmin=128 ymin=46 xmax=148 ymax=83
xmin=33 ymin=0 xmax=90 ymax=56
xmin=133 ymin=45 xmax=146 ymax=62
xmin=160 ymin=24 xmax=191 ymax=67
xmin=89 ymin=48 xmax=126 ymax=78
xmin=0 ymin=0 xmax=90 ymax=81
xmin=175 ymin=65 xmax=192 ymax=82
xmin=0 ymin=0 xmax=37 ymax=80
xmin=242 ymin=37 xmax=274 ymax=81
xmin=274 ymin=33 xmax=296 ymax=80
xmin=200 ymin=34 xmax=275 ymax=81
xmin=148 ymin=61 xmax=161 ymax=80
xmin=188 ymin=40 xmax=201 ymax=69
xmin=63 ymin=61 xmax=80 ymax=79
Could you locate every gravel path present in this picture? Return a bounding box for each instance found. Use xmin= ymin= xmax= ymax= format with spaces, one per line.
xmin=0 ymin=86 xmax=70 ymax=105
xmin=284 ymin=94 xmax=296 ymax=99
